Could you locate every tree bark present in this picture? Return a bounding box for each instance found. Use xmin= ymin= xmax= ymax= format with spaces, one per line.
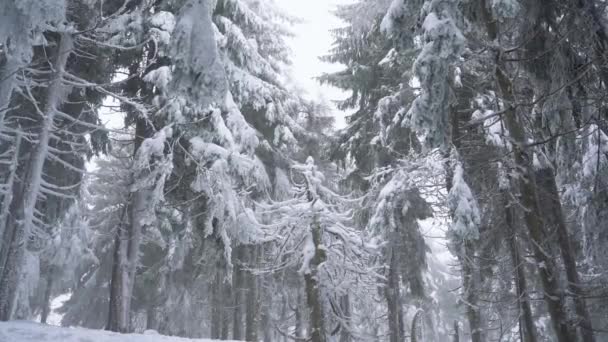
xmin=295 ymin=287 xmax=305 ymax=339
xmin=0 ymin=32 xmax=73 ymax=321
xmin=536 ymin=167 xmax=595 ymax=342
xmin=462 ymin=241 xmax=482 ymax=342
xmin=385 ymin=249 xmax=404 ymax=342
xmin=338 ymin=295 xmax=351 ymax=342
xmin=106 ymin=87 xmax=157 ymax=332
xmin=245 ymin=245 xmax=258 ymax=342
xmin=0 ymin=132 xmax=20 ymax=244
xmin=476 ymin=3 xmax=577 ymax=341
xmin=232 ymin=245 xmax=245 ymax=340
xmin=106 ymin=206 xmax=130 ymax=333
xmin=40 ymin=270 xmax=55 ymax=324
xmin=503 ymin=190 xmax=538 ymax=342
xmin=146 ymin=305 xmax=158 ymax=332
xmin=259 ymin=284 xmax=272 ymax=342
xmin=305 ymin=220 xmax=326 ymax=342
xmin=498 ymin=70 xmax=574 ymax=342
xmin=411 ymin=310 xmax=422 ymax=342
xmin=0 ymin=56 xmax=20 ymax=129
xmin=453 ymin=320 xmax=459 ymax=342
xmin=221 ymin=277 xmax=231 ymax=340
xmin=210 ymin=268 xmax=222 ymax=339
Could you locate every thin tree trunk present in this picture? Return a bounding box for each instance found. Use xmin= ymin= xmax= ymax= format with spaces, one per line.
xmin=211 ymin=268 xmax=224 ymax=340
xmin=232 ymin=245 xmax=245 ymax=340
xmin=447 ymin=75 xmax=483 ymax=342
xmin=476 ymin=3 xmax=576 ymax=340
xmin=339 ymin=295 xmax=350 ymax=342
xmin=295 ymin=287 xmax=305 ymax=339
xmin=0 ymin=56 xmax=20 ymax=129
xmin=462 ymin=241 xmax=482 ymax=342
xmin=40 ymin=269 xmax=55 ymax=324
xmin=107 ymin=204 xmax=130 ymax=332
xmin=305 ymin=272 xmax=324 ymax=342
xmin=503 ymin=190 xmax=538 ymax=342
xmin=0 ymin=32 xmax=73 ymax=321
xmin=245 ymin=245 xmax=258 ymax=342
xmin=106 ymin=226 xmax=129 ymax=331
xmin=0 ymin=132 xmax=21 ymax=244
xmin=497 ymin=71 xmax=574 ymax=342
xmin=536 ymin=167 xmax=595 ymax=342
xmin=453 ymin=320 xmax=459 ymax=342
xmin=146 ymin=305 xmax=158 ymax=332
xmin=260 ymin=284 xmax=271 ymax=342
xmin=106 ymin=108 xmax=156 ymax=333
xmin=385 ymin=249 xmax=404 ymax=342
xmin=305 ymin=220 xmax=326 ymax=342
xmin=411 ymin=310 xmax=422 ymax=342
xmin=221 ymin=278 xmax=231 ymax=340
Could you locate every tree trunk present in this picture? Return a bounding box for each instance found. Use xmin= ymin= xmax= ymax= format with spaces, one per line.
xmin=503 ymin=190 xmax=538 ymax=342
xmin=295 ymin=287 xmax=305 ymax=339
xmin=536 ymin=167 xmax=595 ymax=342
xmin=146 ymin=304 xmax=158 ymax=332
xmin=245 ymin=245 xmax=258 ymax=342
xmin=0 ymin=132 xmax=21 ymax=243
xmin=498 ymin=73 xmax=574 ymax=342
xmin=305 ymin=271 xmax=324 ymax=342
xmin=305 ymin=220 xmax=326 ymax=342
xmin=0 ymin=56 xmax=20 ymax=129
xmin=260 ymin=284 xmax=272 ymax=342
xmin=0 ymin=32 xmax=73 ymax=321
xmin=411 ymin=310 xmax=422 ymax=342
xmin=107 ymin=212 xmax=130 ymax=332
xmin=476 ymin=3 xmax=577 ymax=340
xmin=210 ymin=268 xmax=224 ymax=340
xmin=339 ymin=295 xmax=351 ymax=342
xmin=462 ymin=241 xmax=482 ymax=342
xmin=221 ymin=278 xmax=231 ymax=340
xmin=40 ymin=270 xmax=55 ymax=324
xmin=385 ymin=249 xmax=404 ymax=342
xmin=232 ymin=245 xmax=245 ymax=340
xmin=453 ymin=320 xmax=459 ymax=342
xmin=106 ymin=108 xmax=156 ymax=333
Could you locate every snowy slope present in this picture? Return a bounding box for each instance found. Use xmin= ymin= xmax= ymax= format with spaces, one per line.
xmin=0 ymin=321 xmax=238 ymax=342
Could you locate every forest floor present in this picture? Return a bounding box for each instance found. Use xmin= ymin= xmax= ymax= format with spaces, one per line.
xmin=0 ymin=321 xmax=237 ymax=342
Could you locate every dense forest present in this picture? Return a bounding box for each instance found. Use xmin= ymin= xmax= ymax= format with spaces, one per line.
xmin=1 ymin=0 xmax=608 ymax=341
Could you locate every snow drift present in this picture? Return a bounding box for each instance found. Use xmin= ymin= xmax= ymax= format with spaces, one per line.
xmin=0 ymin=321 xmax=238 ymax=342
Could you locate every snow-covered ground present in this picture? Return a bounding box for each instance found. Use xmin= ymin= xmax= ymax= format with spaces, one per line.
xmin=0 ymin=321 xmax=236 ymax=342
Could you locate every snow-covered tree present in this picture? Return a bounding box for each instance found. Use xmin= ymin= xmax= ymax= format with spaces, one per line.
xmin=257 ymin=157 xmax=378 ymax=342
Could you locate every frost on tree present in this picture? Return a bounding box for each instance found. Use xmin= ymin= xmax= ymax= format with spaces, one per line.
xmin=0 ymin=0 xmax=67 ymax=127
xmin=385 ymin=0 xmax=465 ymax=148
xmin=171 ymin=0 xmax=228 ymax=118
xmin=447 ymin=163 xmax=481 ymax=242
xmin=256 ymin=157 xmax=378 ymax=341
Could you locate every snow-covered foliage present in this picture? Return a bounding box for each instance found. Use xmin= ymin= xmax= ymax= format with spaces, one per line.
xmin=254 ymin=157 xmax=379 ymax=338
xmin=3 ymin=0 xmax=608 ymax=341
xmin=43 ymin=202 xmax=97 ymax=284
xmin=171 ymin=0 xmax=227 ymax=114
xmin=401 ymin=1 xmax=465 ymax=148
xmin=132 ymin=126 xmax=174 ymax=200
xmin=259 ymin=157 xmax=376 ymax=277
xmin=0 ymin=0 xmax=66 ymax=62
xmin=367 ymin=166 xmax=432 ymax=237
xmin=470 ymin=92 xmax=510 ymax=149
xmin=447 ymin=163 xmax=481 ymax=241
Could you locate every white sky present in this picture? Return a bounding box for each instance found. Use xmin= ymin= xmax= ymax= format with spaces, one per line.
xmin=276 ymin=0 xmax=353 ymax=128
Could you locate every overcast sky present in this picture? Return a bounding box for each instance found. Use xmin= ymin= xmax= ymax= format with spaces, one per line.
xmin=276 ymin=0 xmax=353 ymax=128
